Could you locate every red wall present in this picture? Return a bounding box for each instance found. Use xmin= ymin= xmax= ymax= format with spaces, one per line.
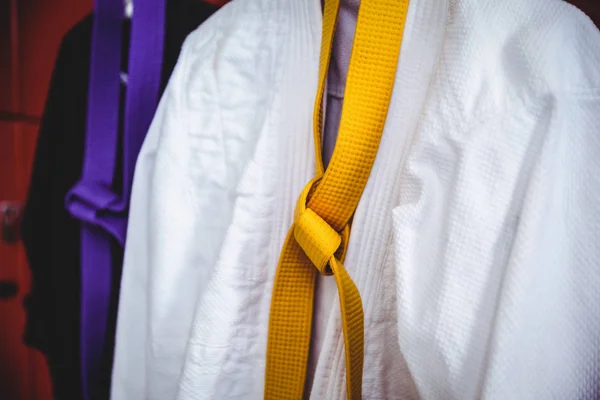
xmin=0 ymin=1 xmax=91 ymax=399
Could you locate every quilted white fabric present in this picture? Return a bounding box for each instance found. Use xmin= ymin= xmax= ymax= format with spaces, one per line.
xmin=111 ymin=0 xmax=600 ymax=398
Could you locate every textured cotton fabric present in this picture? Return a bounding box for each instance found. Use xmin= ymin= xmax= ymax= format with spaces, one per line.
xmin=112 ymin=0 xmax=600 ymax=398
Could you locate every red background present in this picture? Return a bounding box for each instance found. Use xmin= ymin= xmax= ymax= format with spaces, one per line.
xmin=0 ymin=0 xmax=92 ymax=398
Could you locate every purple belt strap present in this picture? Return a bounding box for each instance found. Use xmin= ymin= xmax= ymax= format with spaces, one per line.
xmin=65 ymin=0 xmax=166 ymax=397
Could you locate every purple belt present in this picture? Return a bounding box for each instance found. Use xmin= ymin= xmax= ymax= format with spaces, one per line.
xmin=65 ymin=0 xmax=165 ymax=398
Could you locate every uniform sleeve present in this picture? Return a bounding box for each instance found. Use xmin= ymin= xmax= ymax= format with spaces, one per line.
xmin=111 ymin=32 xmax=201 ymax=400
xmin=479 ymin=90 xmax=600 ymax=398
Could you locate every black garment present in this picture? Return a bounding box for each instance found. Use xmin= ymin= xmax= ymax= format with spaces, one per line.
xmin=20 ymin=2 xmax=219 ymax=399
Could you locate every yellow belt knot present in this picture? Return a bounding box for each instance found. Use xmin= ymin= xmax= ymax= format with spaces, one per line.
xmin=265 ymin=0 xmax=409 ymax=397
xmin=293 ymin=178 xmax=350 ymax=275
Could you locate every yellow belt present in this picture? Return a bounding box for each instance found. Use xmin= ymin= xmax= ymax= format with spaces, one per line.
xmin=265 ymin=0 xmax=410 ymax=398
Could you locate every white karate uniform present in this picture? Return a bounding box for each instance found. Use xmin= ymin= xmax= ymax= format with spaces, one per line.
xmin=112 ymin=0 xmax=600 ymax=398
